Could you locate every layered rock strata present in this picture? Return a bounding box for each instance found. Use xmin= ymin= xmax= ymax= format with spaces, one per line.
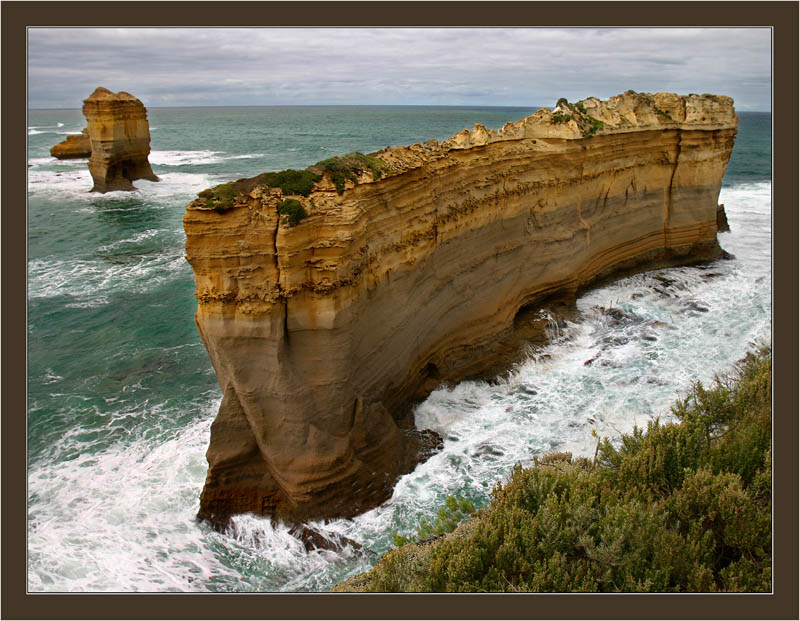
xmin=184 ymin=91 xmax=737 ymax=526
xmin=49 ymin=128 xmax=91 ymax=159
xmin=82 ymin=87 xmax=158 ymax=192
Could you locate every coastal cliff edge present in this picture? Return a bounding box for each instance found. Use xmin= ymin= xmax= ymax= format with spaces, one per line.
xmin=183 ymin=91 xmax=738 ymax=526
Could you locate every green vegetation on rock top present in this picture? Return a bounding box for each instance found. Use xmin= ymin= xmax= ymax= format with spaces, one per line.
xmin=553 ymin=99 xmax=606 ymax=137
xmin=261 ymin=169 xmax=322 ymax=197
xmin=334 ymin=347 xmax=772 ymax=593
xmin=195 ymin=150 xmax=393 ymax=216
xmin=197 ymin=182 xmax=238 ymax=212
xmin=308 ymin=152 xmax=389 ymax=194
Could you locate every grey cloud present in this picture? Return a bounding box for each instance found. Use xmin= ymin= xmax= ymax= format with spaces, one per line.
xmin=28 ymin=27 xmax=771 ymax=110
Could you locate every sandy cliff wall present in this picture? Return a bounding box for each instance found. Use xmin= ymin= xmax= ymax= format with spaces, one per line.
xmin=184 ymin=91 xmax=737 ymax=526
xmin=82 ymin=87 xmax=158 ymax=192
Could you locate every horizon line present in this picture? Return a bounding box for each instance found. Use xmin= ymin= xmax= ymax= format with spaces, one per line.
xmin=28 ymin=103 xmax=773 ymax=112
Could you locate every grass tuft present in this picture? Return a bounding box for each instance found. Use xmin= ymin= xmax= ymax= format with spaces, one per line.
xmin=277 ymin=198 xmax=308 ymax=226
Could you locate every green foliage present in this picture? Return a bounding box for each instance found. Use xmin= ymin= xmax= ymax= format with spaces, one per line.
xmin=551 ymin=99 xmax=605 ymax=136
xmin=342 ymin=348 xmax=772 ymax=592
xmin=393 ymin=496 xmax=476 ymax=547
xmin=655 ymin=107 xmax=674 ymax=121
xmin=262 ymin=169 xmax=321 ymax=197
xmin=198 ymin=182 xmax=238 ymax=211
xmin=309 ymin=152 xmax=388 ymax=194
xmin=277 ymin=198 xmax=307 ymax=226
xmin=195 ymin=167 xmax=320 ymax=212
xmin=196 ymin=150 xmax=391 ymax=211
xmin=582 ymin=115 xmax=605 ymax=136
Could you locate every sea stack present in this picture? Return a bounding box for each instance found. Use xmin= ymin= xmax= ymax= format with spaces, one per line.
xmin=82 ymin=87 xmax=158 ymax=192
xmin=49 ymin=128 xmax=92 ymax=159
xmin=184 ymin=91 xmax=738 ymax=527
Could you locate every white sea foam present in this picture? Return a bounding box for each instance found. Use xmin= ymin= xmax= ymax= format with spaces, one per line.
xmin=96 ymin=229 xmax=161 ymax=253
xmin=149 ymin=150 xmax=264 ymax=166
xmin=27 ymin=167 xmax=216 ymax=202
xmin=28 ymin=248 xmax=188 ymax=304
xmin=27 ymin=401 xmax=227 ymax=592
xmin=41 ymin=369 xmax=64 ymax=385
xmin=27 ymin=157 xmax=59 ymax=167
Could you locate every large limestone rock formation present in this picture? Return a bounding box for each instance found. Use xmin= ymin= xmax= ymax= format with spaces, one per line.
xmin=50 ymin=128 xmax=91 ymax=159
xmin=82 ymin=87 xmax=158 ymax=192
xmin=184 ymin=91 xmax=738 ymax=527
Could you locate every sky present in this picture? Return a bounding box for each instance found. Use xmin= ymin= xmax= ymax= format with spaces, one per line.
xmin=28 ymin=28 xmax=771 ymax=111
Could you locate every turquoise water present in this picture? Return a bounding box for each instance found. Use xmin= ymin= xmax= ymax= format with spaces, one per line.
xmin=27 ymin=107 xmax=770 ymax=591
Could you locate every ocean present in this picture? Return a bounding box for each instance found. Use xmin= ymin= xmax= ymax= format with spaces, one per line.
xmin=26 ymin=106 xmax=771 ymax=592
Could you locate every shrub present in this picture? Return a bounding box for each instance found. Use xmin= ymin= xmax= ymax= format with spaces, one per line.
xmin=309 ymin=152 xmax=388 ymax=194
xmin=393 ymin=495 xmax=476 ymax=547
xmin=551 ymin=100 xmax=604 ymax=136
xmin=339 ymin=348 xmax=772 ymax=592
xmin=277 ymin=198 xmax=307 ymax=226
xmin=262 ymin=169 xmax=321 ymax=197
xmin=196 ymin=150 xmax=391 ymax=208
xmin=198 ymin=182 xmax=238 ymax=211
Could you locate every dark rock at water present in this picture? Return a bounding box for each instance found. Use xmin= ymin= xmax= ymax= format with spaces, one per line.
xmin=584 ymin=352 xmax=601 ymax=367
xmin=716 ymin=204 xmax=730 ymax=232
xmin=686 ymin=301 xmax=710 ymax=313
xmin=410 ymin=428 xmax=444 ymax=462
xmin=513 ymin=384 xmax=539 ymax=397
xmin=471 ymin=442 xmax=505 ymax=458
xmin=288 ymin=524 xmax=364 ymax=554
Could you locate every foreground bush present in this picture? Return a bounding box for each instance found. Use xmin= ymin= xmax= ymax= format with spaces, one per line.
xmin=334 ymin=348 xmax=771 ymax=592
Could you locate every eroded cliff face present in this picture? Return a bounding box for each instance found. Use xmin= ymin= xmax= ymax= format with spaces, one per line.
xmin=50 ymin=128 xmax=91 ymax=159
xmin=82 ymin=87 xmax=158 ymax=192
xmin=184 ymin=91 xmax=737 ymax=526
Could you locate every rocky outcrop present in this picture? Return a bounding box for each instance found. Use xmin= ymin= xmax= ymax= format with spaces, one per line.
xmin=50 ymin=128 xmax=91 ymax=159
xmin=82 ymin=87 xmax=158 ymax=192
xmin=184 ymin=91 xmax=737 ymax=527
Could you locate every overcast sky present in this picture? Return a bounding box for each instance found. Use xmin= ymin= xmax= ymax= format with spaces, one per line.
xmin=28 ymin=28 xmax=771 ymax=111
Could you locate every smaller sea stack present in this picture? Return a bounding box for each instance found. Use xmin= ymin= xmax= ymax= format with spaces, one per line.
xmin=50 ymin=128 xmax=92 ymax=159
xmin=82 ymin=87 xmax=159 ymax=193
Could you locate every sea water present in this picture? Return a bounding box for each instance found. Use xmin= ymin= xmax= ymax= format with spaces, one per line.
xmin=26 ymin=107 xmax=771 ymax=592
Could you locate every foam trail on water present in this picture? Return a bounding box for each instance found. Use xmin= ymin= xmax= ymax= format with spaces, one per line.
xmin=149 ymin=150 xmax=264 ymax=166
xmin=28 ymin=251 xmax=188 ymax=303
